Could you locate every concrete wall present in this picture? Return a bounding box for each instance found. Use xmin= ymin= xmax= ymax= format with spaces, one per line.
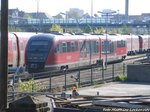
xmin=127 ymin=64 xmax=150 ymax=82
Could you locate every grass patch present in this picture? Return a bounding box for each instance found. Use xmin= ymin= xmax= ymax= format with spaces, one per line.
xmin=116 ymin=74 xmax=127 ymax=81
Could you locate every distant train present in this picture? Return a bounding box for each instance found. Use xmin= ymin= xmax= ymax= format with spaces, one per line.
xmin=25 ymin=33 xmax=150 ymax=73
xmin=8 ymin=32 xmax=36 ymax=73
xmin=122 ymin=34 xmax=150 ymax=55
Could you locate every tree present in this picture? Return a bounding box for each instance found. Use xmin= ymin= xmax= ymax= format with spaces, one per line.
xmin=8 ymin=26 xmax=22 ymax=32
xmin=121 ymin=24 xmax=132 ymax=34
xmin=53 ymin=14 xmax=63 ymax=19
xmin=94 ymin=27 xmax=105 ymax=34
xmin=67 ymin=8 xmax=84 ymax=19
xmin=82 ymin=25 xmax=93 ymax=33
xmin=23 ymin=13 xmax=32 ymax=19
xmin=49 ymin=24 xmax=63 ymax=32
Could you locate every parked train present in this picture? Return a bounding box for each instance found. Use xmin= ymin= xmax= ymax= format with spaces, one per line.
xmin=25 ymin=33 xmax=150 ymax=73
xmin=122 ymin=34 xmax=150 ymax=55
xmin=8 ymin=32 xmax=36 ymax=73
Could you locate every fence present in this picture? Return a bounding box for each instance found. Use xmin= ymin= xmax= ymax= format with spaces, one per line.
xmin=8 ymin=63 xmax=126 ymax=102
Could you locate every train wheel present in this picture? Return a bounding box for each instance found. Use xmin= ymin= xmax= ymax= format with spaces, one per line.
xmin=121 ymin=56 xmax=126 ymax=61
xmin=61 ymin=65 xmax=68 ymax=70
xmin=66 ymin=65 xmax=69 ymax=69
xmin=60 ymin=66 xmax=65 ymax=70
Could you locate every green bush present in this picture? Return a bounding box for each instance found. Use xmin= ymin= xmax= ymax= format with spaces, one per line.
xmin=116 ymin=74 xmax=127 ymax=81
xmin=18 ymin=79 xmax=42 ymax=92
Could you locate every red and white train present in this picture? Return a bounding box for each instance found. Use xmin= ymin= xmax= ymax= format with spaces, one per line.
xmin=7 ymin=32 xmax=150 ymax=73
xmin=122 ymin=34 xmax=150 ymax=55
xmin=8 ymin=32 xmax=36 ymax=73
xmin=25 ymin=33 xmax=150 ymax=73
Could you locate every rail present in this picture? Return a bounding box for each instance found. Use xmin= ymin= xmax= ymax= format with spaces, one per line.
xmin=7 ymin=54 xmax=146 ymax=102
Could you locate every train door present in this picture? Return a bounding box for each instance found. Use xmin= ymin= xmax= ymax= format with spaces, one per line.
xmin=79 ymin=38 xmax=91 ymax=66
xmin=112 ymin=40 xmax=117 ymax=59
xmin=107 ymin=40 xmax=116 ymax=61
xmin=19 ymin=39 xmax=24 ymax=66
xmin=12 ymin=37 xmax=18 ymax=67
xmin=79 ymin=40 xmax=86 ymax=66
xmin=8 ymin=37 xmax=13 ymax=66
xmin=139 ymin=36 xmax=143 ymax=52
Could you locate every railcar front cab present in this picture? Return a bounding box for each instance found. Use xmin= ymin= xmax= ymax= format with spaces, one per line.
xmin=26 ymin=34 xmax=54 ymax=73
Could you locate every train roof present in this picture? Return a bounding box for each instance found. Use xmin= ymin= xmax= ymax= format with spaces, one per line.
xmin=28 ymin=33 xmax=127 ymax=42
xmin=8 ymin=33 xmax=17 ymax=40
xmin=121 ymin=34 xmax=139 ymax=39
xmin=12 ymin=32 xmax=37 ymax=38
xmin=138 ymin=34 xmax=150 ymax=38
xmin=121 ymin=34 xmax=150 ymax=39
xmin=29 ymin=33 xmax=100 ymax=41
xmin=8 ymin=32 xmax=37 ymax=41
xmin=100 ymin=34 xmax=126 ymax=41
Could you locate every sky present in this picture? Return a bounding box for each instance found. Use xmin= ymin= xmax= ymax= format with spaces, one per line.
xmin=9 ymin=0 xmax=150 ymax=16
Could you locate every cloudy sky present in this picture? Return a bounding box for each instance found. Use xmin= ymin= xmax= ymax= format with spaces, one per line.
xmin=9 ymin=0 xmax=150 ymax=16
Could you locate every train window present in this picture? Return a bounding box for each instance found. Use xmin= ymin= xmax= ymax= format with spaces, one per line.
xmin=67 ymin=42 xmax=71 ymax=52
xmin=20 ymin=42 xmax=24 ymax=51
xmin=28 ymin=40 xmax=52 ymax=52
xmin=55 ymin=44 xmax=60 ymax=53
xmin=96 ymin=41 xmax=99 ymax=53
xmin=117 ymin=40 xmax=126 ymax=48
xmin=86 ymin=41 xmax=90 ymax=54
xmin=30 ymin=41 xmax=49 ymax=45
xmin=13 ymin=42 xmax=17 ymax=51
xmin=62 ymin=42 xmax=67 ymax=52
xmin=8 ymin=42 xmax=10 ymax=51
xmin=79 ymin=41 xmax=83 ymax=51
xmin=110 ymin=42 xmax=115 ymax=53
xmin=71 ymin=42 xmax=76 ymax=52
xmin=79 ymin=41 xmax=84 ymax=57
xmin=75 ymin=42 xmax=78 ymax=51
xmin=102 ymin=40 xmax=112 ymax=54
xmin=102 ymin=40 xmax=107 ymax=53
xmin=91 ymin=41 xmax=99 ymax=54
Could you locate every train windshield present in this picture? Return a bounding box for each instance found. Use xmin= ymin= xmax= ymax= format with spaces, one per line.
xmin=27 ymin=40 xmax=52 ymax=52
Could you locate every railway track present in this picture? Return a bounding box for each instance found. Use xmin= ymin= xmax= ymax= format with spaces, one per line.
xmin=31 ymin=54 xmax=147 ymax=78
xmin=8 ymin=54 xmax=146 ymax=89
xmin=7 ymin=54 xmax=148 ymax=102
xmin=8 ymin=54 xmax=146 ymax=82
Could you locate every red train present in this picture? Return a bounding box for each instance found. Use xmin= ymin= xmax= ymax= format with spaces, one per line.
xmin=7 ymin=32 xmax=150 ymax=74
xmin=25 ymin=33 xmax=150 ymax=73
xmin=122 ymin=34 xmax=150 ymax=55
xmin=25 ymin=33 xmax=126 ymax=73
xmin=8 ymin=32 xmax=36 ymax=73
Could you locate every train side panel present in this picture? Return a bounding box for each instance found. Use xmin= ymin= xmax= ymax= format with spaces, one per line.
xmin=139 ymin=35 xmax=149 ymax=53
xmin=8 ymin=32 xmax=36 ymax=73
xmin=100 ymin=35 xmax=127 ymax=63
xmin=124 ymin=35 xmax=140 ymax=55
xmin=8 ymin=33 xmax=19 ymax=73
xmin=45 ymin=38 xmax=80 ymax=69
xmin=13 ymin=32 xmax=36 ymax=67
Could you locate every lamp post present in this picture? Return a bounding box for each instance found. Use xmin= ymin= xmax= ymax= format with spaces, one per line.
xmin=117 ymin=10 xmax=119 ymax=33
xmin=76 ymin=13 xmax=89 ymax=33
xmin=36 ymin=0 xmax=39 ymax=33
xmin=91 ymin=0 xmax=93 ymax=33
xmin=97 ymin=10 xmax=116 ymax=68
xmin=60 ymin=12 xmax=68 ymax=32
xmin=136 ymin=26 xmax=140 ymax=35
